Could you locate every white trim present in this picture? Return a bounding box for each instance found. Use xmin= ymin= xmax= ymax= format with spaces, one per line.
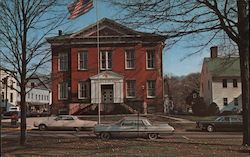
xmin=146 ymin=49 xmax=156 ymax=70
xmin=125 ymin=49 xmax=136 ymax=70
xmin=78 ymin=81 xmax=89 ymax=99
xmin=78 ymin=51 xmax=88 ymax=70
xmin=58 ymin=82 xmax=68 ymax=100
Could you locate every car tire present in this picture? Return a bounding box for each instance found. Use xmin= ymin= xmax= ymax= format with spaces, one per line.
xmin=100 ymin=132 xmax=111 ymax=140
xmin=38 ymin=124 xmax=47 ymax=131
xmin=207 ymin=125 xmax=214 ymax=132
xmin=148 ymin=133 xmax=158 ymax=140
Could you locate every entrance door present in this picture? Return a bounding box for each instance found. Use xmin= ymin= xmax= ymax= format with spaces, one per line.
xmin=101 ymin=85 xmax=113 ymax=103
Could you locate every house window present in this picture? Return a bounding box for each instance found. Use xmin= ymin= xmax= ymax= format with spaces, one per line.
xmin=233 ymin=79 xmax=238 ymax=88
xmin=223 ymin=98 xmax=228 ymax=106
xmin=222 ymin=79 xmax=227 ymax=88
xmin=146 ymin=49 xmax=155 ymax=69
xmin=234 ymin=98 xmax=238 ymax=106
xmin=58 ymin=82 xmax=68 ymax=100
xmin=31 ymin=93 xmax=33 ymax=99
xmin=78 ymin=51 xmax=88 ymax=70
xmin=31 ymin=82 xmax=35 ymax=88
xmin=125 ymin=49 xmax=135 ymax=69
xmin=10 ymin=93 xmax=13 ymax=103
xmin=100 ymin=51 xmax=112 ymax=70
xmin=147 ymin=80 xmax=156 ymax=97
xmin=126 ymin=80 xmax=136 ymax=98
xmin=78 ymin=81 xmax=89 ymax=99
xmin=58 ymin=53 xmax=68 ymax=71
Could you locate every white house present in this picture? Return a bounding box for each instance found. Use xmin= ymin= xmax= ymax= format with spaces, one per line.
xmin=0 ymin=67 xmax=18 ymax=112
xmin=200 ymin=46 xmax=242 ymax=113
xmin=16 ymin=74 xmax=51 ymax=115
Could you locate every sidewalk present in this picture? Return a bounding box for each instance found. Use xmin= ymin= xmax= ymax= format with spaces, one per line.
xmin=158 ymin=115 xmax=195 ymax=123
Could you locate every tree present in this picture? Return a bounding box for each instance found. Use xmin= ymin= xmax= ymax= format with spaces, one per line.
xmin=207 ymin=102 xmax=220 ymax=116
xmin=0 ymin=0 xmax=68 ymax=145
xmin=110 ymin=0 xmax=249 ymax=145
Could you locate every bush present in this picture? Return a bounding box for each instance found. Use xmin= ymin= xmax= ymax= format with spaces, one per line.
xmin=191 ymin=97 xmax=207 ymax=116
xmin=207 ymin=102 xmax=220 ymax=116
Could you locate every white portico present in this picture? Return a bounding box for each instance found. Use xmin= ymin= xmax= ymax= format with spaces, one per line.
xmin=90 ymin=71 xmax=124 ymax=105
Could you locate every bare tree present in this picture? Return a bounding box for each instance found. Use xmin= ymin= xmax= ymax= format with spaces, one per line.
xmin=110 ymin=0 xmax=249 ymax=145
xmin=0 ymin=0 xmax=69 ymax=145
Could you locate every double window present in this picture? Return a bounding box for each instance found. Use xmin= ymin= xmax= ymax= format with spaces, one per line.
xmin=100 ymin=51 xmax=112 ymax=70
xmin=78 ymin=51 xmax=88 ymax=70
xmin=125 ymin=49 xmax=135 ymax=69
xmin=58 ymin=82 xmax=68 ymax=100
xmin=58 ymin=53 xmax=68 ymax=71
xmin=147 ymin=80 xmax=156 ymax=98
xmin=126 ymin=80 xmax=136 ymax=98
xmin=146 ymin=50 xmax=156 ymax=69
xmin=78 ymin=81 xmax=89 ymax=99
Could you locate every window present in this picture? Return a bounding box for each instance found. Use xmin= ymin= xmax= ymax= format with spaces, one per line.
xmin=233 ymin=79 xmax=238 ymax=88
xmin=234 ymin=98 xmax=238 ymax=106
xmin=58 ymin=53 xmax=68 ymax=71
xmin=58 ymin=82 xmax=68 ymax=100
xmin=126 ymin=80 xmax=136 ymax=98
xmin=78 ymin=81 xmax=89 ymax=99
xmin=125 ymin=49 xmax=135 ymax=69
xmin=28 ymin=93 xmax=30 ymax=99
xmin=100 ymin=51 xmax=112 ymax=70
xmin=147 ymin=80 xmax=156 ymax=97
xmin=222 ymin=79 xmax=227 ymax=88
xmin=146 ymin=49 xmax=155 ymax=69
xmin=78 ymin=51 xmax=88 ymax=70
xmin=223 ymin=98 xmax=228 ymax=106
xmin=31 ymin=93 xmax=33 ymax=99
xmin=10 ymin=93 xmax=13 ymax=103
xmin=1 ymin=92 xmax=4 ymax=102
xmin=31 ymin=82 xmax=35 ymax=88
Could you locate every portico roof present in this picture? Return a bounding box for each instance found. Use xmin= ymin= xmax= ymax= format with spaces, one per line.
xmin=90 ymin=71 xmax=123 ymax=80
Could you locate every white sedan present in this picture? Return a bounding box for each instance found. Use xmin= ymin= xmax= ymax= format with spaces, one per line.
xmin=34 ymin=115 xmax=97 ymax=131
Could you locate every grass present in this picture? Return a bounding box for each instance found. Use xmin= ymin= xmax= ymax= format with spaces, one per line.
xmin=2 ymin=136 xmax=249 ymax=157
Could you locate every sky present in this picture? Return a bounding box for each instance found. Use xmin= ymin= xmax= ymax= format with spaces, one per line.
xmin=58 ymin=0 xmax=213 ymax=76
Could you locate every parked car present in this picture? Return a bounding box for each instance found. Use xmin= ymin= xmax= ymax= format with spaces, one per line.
xmin=34 ymin=115 xmax=97 ymax=131
xmin=196 ymin=115 xmax=242 ymax=132
xmin=94 ymin=117 xmax=175 ymax=140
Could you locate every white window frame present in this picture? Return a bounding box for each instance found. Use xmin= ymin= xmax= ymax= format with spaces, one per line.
xmin=147 ymin=80 xmax=156 ymax=98
xmin=58 ymin=82 xmax=68 ymax=100
xmin=146 ymin=49 xmax=156 ymax=69
xmin=78 ymin=81 xmax=89 ymax=99
xmin=78 ymin=51 xmax=88 ymax=70
xmin=125 ymin=49 xmax=135 ymax=69
xmin=126 ymin=80 xmax=136 ymax=98
xmin=58 ymin=53 xmax=68 ymax=71
xmin=100 ymin=51 xmax=112 ymax=70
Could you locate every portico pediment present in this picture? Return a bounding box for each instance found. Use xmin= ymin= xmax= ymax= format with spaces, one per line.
xmin=90 ymin=71 xmax=123 ymax=80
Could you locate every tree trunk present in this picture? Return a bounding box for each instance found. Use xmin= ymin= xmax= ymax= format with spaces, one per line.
xmin=20 ymin=84 xmax=27 ymax=145
xmin=237 ymin=0 xmax=250 ymax=146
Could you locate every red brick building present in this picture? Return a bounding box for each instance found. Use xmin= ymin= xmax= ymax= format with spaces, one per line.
xmin=47 ymin=18 xmax=166 ymax=115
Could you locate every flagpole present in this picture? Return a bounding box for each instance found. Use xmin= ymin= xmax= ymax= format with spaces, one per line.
xmin=96 ymin=0 xmax=101 ymax=124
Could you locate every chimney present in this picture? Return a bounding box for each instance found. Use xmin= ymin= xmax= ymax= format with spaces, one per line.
xmin=210 ymin=46 xmax=218 ymax=59
xmin=58 ymin=30 xmax=62 ymax=36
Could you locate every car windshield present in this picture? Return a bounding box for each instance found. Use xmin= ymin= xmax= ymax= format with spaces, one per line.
xmin=143 ymin=119 xmax=152 ymax=126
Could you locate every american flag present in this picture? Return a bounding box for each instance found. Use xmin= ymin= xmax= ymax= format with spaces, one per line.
xmin=68 ymin=0 xmax=93 ymax=19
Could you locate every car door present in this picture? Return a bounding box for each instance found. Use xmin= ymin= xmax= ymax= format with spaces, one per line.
xmin=62 ymin=116 xmax=76 ymax=130
xmin=219 ymin=116 xmax=231 ymax=130
xmin=119 ymin=120 xmax=136 ymax=138
xmin=230 ymin=116 xmax=242 ymax=131
xmin=48 ymin=116 xmax=64 ymax=129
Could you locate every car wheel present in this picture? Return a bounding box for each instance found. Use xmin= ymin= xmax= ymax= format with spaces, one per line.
xmin=148 ymin=133 xmax=158 ymax=140
xmin=100 ymin=132 xmax=111 ymax=140
xmin=75 ymin=127 xmax=81 ymax=132
xmin=207 ymin=125 xmax=214 ymax=132
xmin=38 ymin=124 xmax=47 ymax=131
